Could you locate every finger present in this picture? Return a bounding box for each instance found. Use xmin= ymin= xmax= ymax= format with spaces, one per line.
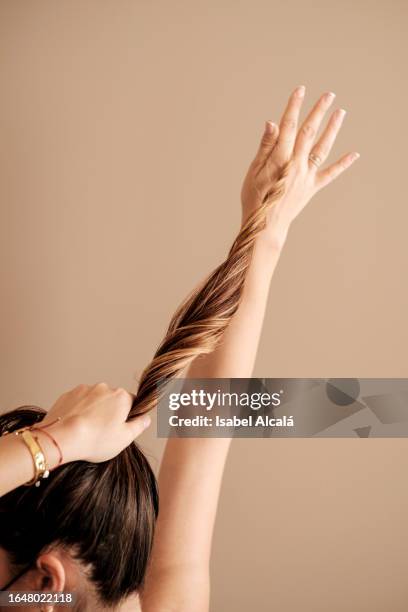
xmin=294 ymin=91 xmax=336 ymax=159
xmin=316 ymin=151 xmax=360 ymax=190
xmin=275 ymin=85 xmax=306 ymax=158
xmin=126 ymin=414 xmax=151 ymax=441
xmin=308 ymin=108 xmax=347 ymax=170
xmin=113 ymin=387 xmax=135 ymax=412
xmin=253 ymin=121 xmax=279 ymax=166
xmin=115 ymin=387 xmax=136 ymax=401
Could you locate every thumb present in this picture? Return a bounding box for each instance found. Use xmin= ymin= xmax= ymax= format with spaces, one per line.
xmin=254 ymin=121 xmax=279 ymax=165
xmin=126 ymin=413 xmax=152 ymax=441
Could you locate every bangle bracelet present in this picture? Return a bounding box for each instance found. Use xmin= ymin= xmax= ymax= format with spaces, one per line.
xmin=14 ymin=429 xmax=50 ymax=487
xmin=30 ymin=427 xmax=63 ymax=468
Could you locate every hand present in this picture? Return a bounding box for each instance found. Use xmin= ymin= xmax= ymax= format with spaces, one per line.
xmin=40 ymin=383 xmax=151 ymax=465
xmin=240 ymin=85 xmax=360 ymax=250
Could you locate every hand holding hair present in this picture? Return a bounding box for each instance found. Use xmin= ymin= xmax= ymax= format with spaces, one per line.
xmin=39 ymin=383 xmax=151 ymax=465
xmin=0 ymin=383 xmax=151 ymax=494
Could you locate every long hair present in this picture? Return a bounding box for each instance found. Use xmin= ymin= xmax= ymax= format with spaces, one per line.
xmin=130 ymin=160 xmax=291 ymax=417
xmin=0 ymin=159 xmax=290 ymax=607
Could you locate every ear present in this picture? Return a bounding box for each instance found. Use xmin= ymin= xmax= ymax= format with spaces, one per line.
xmin=30 ymin=552 xmax=66 ymax=611
xmin=36 ymin=552 xmax=66 ymax=591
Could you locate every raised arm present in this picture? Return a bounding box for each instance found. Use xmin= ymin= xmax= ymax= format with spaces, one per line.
xmin=141 ymin=86 xmax=359 ymax=612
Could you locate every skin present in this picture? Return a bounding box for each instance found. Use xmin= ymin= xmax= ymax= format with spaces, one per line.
xmin=140 ymin=86 xmax=359 ymax=612
xmin=0 ymin=86 xmax=359 ymax=611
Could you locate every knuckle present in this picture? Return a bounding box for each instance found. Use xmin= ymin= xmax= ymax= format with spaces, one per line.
xmin=73 ymin=383 xmax=88 ymax=393
xmin=281 ymin=117 xmax=297 ymax=130
xmin=312 ymin=148 xmax=326 ymax=164
xmin=301 ymin=123 xmax=315 ymax=138
xmin=94 ymin=382 xmax=109 ymax=391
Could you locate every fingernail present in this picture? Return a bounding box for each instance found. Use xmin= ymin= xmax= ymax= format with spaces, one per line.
xmin=326 ymin=91 xmax=336 ymax=101
xmin=143 ymin=415 xmax=151 ymax=429
xmin=295 ymin=85 xmax=305 ymax=97
xmin=352 ymin=152 xmax=360 ymax=160
xmin=338 ymin=108 xmax=347 ymax=117
xmin=265 ymin=121 xmax=276 ymax=133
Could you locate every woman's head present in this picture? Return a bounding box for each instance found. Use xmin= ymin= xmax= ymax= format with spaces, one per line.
xmin=0 ymin=407 xmax=158 ymax=611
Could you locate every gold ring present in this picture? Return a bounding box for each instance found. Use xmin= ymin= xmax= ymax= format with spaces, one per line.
xmin=308 ymin=152 xmax=322 ymax=167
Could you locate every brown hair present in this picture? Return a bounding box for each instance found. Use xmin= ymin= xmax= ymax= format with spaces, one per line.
xmin=0 ymin=407 xmax=158 ymax=608
xmin=0 ymin=160 xmax=289 ymax=608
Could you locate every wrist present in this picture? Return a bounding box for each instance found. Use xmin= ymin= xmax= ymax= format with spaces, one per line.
xmin=32 ymin=428 xmax=62 ymax=471
xmin=251 ymin=220 xmax=289 ymax=259
xmin=39 ymin=420 xmax=76 ymax=466
xmin=255 ymin=228 xmax=288 ymax=254
xmin=241 ymin=210 xmax=290 ymax=256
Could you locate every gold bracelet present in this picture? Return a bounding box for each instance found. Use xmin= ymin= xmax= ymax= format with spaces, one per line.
xmin=15 ymin=429 xmax=50 ymax=487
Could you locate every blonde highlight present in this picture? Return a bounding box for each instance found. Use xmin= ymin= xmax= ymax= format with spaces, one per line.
xmin=129 ymin=159 xmax=291 ymax=418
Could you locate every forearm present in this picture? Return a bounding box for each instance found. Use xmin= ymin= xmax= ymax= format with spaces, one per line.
xmin=0 ymin=431 xmax=59 ymax=497
xmin=187 ymin=235 xmax=282 ymax=378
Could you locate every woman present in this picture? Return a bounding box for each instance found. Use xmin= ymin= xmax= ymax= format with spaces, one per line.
xmin=0 ymin=86 xmax=359 ymax=611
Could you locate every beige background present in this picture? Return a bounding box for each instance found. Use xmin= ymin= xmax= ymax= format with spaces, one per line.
xmin=0 ymin=1 xmax=407 ymax=610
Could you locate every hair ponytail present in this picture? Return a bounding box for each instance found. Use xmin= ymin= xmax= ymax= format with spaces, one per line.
xmin=130 ymin=159 xmax=291 ymax=418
